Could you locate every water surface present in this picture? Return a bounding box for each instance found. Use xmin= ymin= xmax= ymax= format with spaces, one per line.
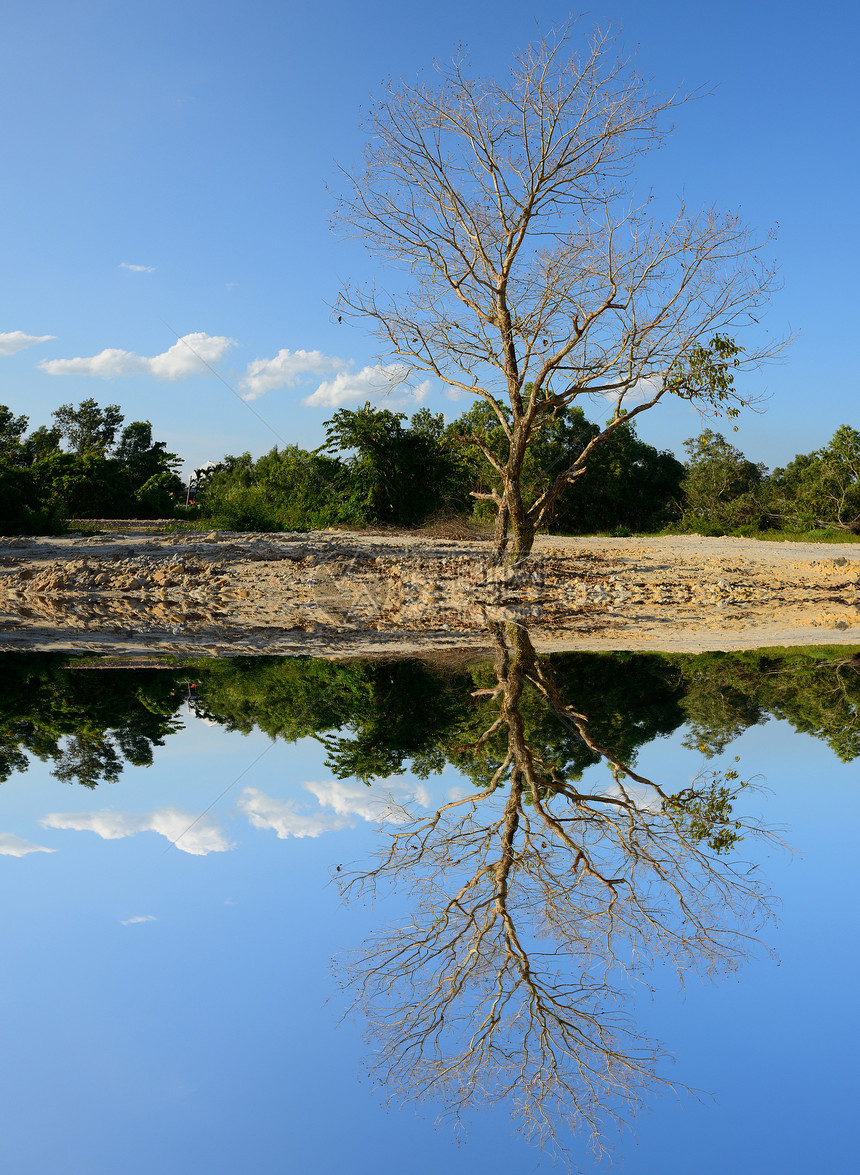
xmin=1 ymin=640 xmax=857 ymax=1172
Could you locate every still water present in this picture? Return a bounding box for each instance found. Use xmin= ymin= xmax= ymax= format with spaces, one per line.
xmin=1 ymin=636 xmax=858 ymax=1173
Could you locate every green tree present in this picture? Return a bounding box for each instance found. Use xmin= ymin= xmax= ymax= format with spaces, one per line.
xmin=453 ymin=401 xmax=682 ymax=534
xmin=52 ymin=397 xmax=124 ymax=455
xmin=321 ymin=403 xmax=474 ymax=525
xmin=680 ymin=429 xmax=768 ymax=533
xmin=672 ymin=647 xmax=860 ymax=763
xmin=0 ymin=457 xmax=42 ymax=531
xmin=772 ymin=425 xmax=860 ymax=532
xmin=0 ymin=656 xmax=187 ymax=787
xmin=0 ymin=408 xmax=63 ymax=532
xmin=115 ymin=421 xmax=181 ymax=485
xmin=29 ymin=451 xmax=132 ymax=518
xmin=195 ymin=446 xmax=351 ymax=531
xmin=21 ymin=424 xmax=62 ymax=464
xmin=0 ymin=406 xmax=29 ymax=459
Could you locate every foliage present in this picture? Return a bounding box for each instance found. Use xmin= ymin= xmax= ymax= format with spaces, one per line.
xmin=193 ymin=405 xmax=477 ymax=532
xmin=320 ymin=403 xmax=475 ymax=526
xmin=3 ymin=646 xmax=860 ymax=794
xmin=10 ymin=389 xmax=860 ymax=543
xmin=449 ymin=401 xmax=683 ymax=533
xmin=666 ymin=763 xmax=746 ymax=853
xmin=188 ymin=645 xmax=860 ymax=781
xmin=672 ymin=647 xmax=860 ymax=763
xmin=193 ymin=446 xmax=352 ymax=531
xmin=0 ymin=401 xmax=183 ymax=529
xmin=52 ymin=398 xmax=125 ymax=455
xmin=189 ymin=656 xmax=474 ymax=780
xmin=678 ymin=429 xmax=769 ymax=533
xmin=0 ymin=406 xmax=29 ymax=456
xmin=771 ymin=425 xmax=860 ymax=532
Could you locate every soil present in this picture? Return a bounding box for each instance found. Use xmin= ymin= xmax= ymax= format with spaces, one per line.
xmin=1 ymin=529 xmax=859 ymax=657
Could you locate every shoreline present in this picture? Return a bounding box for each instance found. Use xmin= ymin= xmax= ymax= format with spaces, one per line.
xmin=1 ymin=529 xmax=859 ymax=657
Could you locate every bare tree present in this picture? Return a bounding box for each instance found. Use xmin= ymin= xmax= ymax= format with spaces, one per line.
xmin=336 ymin=22 xmax=785 ymax=562
xmin=337 ymin=623 xmax=777 ymax=1163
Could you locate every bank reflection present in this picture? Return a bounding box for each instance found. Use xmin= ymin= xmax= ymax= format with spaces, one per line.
xmin=5 ymin=643 xmax=860 ymax=791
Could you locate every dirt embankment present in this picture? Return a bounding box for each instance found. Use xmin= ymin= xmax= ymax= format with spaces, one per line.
xmin=0 ymin=530 xmax=859 ymax=656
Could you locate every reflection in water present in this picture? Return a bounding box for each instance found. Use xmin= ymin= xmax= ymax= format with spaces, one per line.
xmin=4 ymin=638 xmax=858 ymax=1160
xmin=0 ymin=655 xmax=186 ymax=787
xmin=4 ymin=646 xmax=860 ymax=790
xmin=335 ymin=623 xmax=776 ymax=1159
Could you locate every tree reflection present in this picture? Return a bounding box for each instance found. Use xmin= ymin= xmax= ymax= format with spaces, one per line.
xmin=337 ymin=622 xmax=777 ymax=1162
xmin=0 ymin=655 xmax=187 ymax=787
xmin=4 ymin=645 xmax=860 ymax=789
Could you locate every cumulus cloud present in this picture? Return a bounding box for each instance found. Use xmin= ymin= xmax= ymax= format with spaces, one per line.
xmin=0 ymin=331 xmax=56 ymax=356
xmin=119 ymin=262 xmax=156 ymax=273
xmin=239 ymin=788 xmax=349 ymax=839
xmin=120 ymin=915 xmax=157 ymax=926
xmin=600 ymin=779 xmax=663 ymax=814
xmin=304 ymin=363 xmax=432 ymax=409
xmin=38 ymin=332 xmax=235 ymax=380
xmin=40 ymin=807 xmax=233 ymax=856
xmin=304 ymin=779 xmax=430 ymax=824
xmin=599 ymin=374 xmax=664 ymax=406
xmin=0 ymin=833 xmax=55 ymax=857
xmin=240 ymin=348 xmax=345 ymax=401
xmin=239 ymin=779 xmax=432 ymax=841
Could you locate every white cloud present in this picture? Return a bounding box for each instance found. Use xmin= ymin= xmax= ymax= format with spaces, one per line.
xmin=119 ymin=262 xmax=156 ymax=273
xmin=40 ymin=806 xmax=233 ymax=856
xmin=240 ymin=349 xmax=345 ymax=401
xmin=0 ymin=331 xmax=55 ymax=356
xmin=239 ymin=779 xmax=432 ymax=841
xmin=304 ymin=779 xmax=430 ymax=824
xmin=600 ymin=779 xmax=663 ymax=814
xmin=38 ymin=332 xmax=235 ymax=380
xmin=304 ymin=363 xmax=432 ymax=409
xmin=239 ymin=788 xmax=348 ymax=839
xmin=0 ymin=832 xmax=55 ymax=857
xmin=599 ymin=374 xmax=664 ymax=406
xmin=120 ymin=914 xmax=157 ymax=926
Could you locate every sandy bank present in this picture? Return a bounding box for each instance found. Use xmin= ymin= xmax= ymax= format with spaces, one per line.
xmin=0 ymin=529 xmax=858 ymax=656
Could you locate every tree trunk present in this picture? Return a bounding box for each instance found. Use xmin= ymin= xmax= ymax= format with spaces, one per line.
xmin=496 ymin=424 xmax=536 ymax=565
xmin=503 ymin=482 xmax=535 ymax=565
xmin=494 ymin=500 xmax=510 ymax=560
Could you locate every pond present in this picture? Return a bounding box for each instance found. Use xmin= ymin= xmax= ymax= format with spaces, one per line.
xmin=1 ymin=631 xmax=857 ymax=1172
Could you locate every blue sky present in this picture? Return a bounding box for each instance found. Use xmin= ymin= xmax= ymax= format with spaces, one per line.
xmin=1 ymin=0 xmax=857 ymax=476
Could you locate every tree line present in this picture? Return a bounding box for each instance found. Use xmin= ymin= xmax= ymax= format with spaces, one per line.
xmin=0 ymin=397 xmax=183 ymax=531
xmin=3 ymin=396 xmax=860 ymax=539
xmin=190 ymin=400 xmax=685 ymax=535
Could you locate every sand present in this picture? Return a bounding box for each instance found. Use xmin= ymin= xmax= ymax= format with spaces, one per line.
xmin=0 ymin=528 xmax=858 ymax=657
